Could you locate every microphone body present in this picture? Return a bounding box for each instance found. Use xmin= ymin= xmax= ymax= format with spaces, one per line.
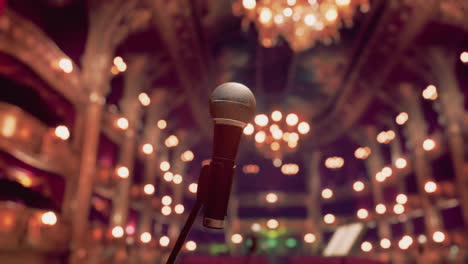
xmin=202 ymin=82 xmax=256 ymax=229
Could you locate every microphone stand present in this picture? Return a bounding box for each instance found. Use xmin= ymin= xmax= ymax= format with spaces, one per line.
xmin=166 ymin=164 xmax=211 ymax=264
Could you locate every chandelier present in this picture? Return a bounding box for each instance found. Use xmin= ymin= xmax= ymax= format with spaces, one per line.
xmin=232 ymin=0 xmax=370 ymax=51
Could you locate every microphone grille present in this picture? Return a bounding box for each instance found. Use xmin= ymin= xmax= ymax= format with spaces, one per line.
xmin=210 ymin=82 xmax=256 ymax=127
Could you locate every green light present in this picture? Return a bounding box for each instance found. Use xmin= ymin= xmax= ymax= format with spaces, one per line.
xmin=267 ymin=238 xmax=278 ymax=248
xmin=246 ymin=239 xmax=253 ymax=247
xmin=285 ymin=238 xmax=297 ymax=248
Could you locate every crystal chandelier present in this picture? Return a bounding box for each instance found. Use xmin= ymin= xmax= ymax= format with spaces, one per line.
xmin=232 ymin=0 xmax=370 ymax=51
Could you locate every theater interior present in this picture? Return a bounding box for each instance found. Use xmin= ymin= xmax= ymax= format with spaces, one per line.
xmin=0 ymin=0 xmax=467 ymax=263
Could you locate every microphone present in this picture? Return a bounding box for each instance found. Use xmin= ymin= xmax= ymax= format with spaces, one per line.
xmin=203 ymin=82 xmax=256 ymax=229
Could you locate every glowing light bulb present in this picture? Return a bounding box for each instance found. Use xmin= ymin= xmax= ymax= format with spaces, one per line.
xmin=380 ymin=238 xmax=391 ymax=249
xmin=186 ymin=240 xmax=197 ymax=251
xmin=188 ymin=183 xmax=198 ymax=194
xmin=181 ymin=150 xmax=194 ymax=162
xmin=398 ymin=235 xmax=413 ymax=250
xmin=142 ymin=143 xmax=154 ymax=155
xmin=165 ymin=135 xmax=179 ymax=148
xmin=41 ymin=211 xmax=57 ymax=225
xmin=143 ymin=184 xmax=155 ymax=195
xmin=251 ymin=223 xmax=261 ymax=232
xmin=138 ymin=92 xmax=151 ymax=106
xmin=304 ymin=233 xmax=316 ymax=243
xmin=381 ymin=167 xmax=392 ymax=178
xmin=255 ymin=114 xmax=269 ymax=126
xmin=116 ymin=117 xmax=129 ymax=130
xmin=242 ymin=0 xmax=256 ymax=10
xmin=161 ymin=206 xmax=172 ymax=216
xmin=163 ymin=172 xmax=174 ymax=182
xmin=423 ymin=139 xmax=436 ymax=151
xmin=273 ymin=158 xmax=282 ymax=168
xmin=271 ymin=110 xmax=282 ymax=121
xmin=422 ymin=85 xmax=438 ymax=100
xmin=162 ymin=196 xmax=172 ymax=206
xmin=325 ymin=8 xmax=338 ymax=22
xmin=298 ymin=122 xmax=310 ymax=134
xmin=283 ymin=7 xmax=293 ymax=17
xmin=304 ymin=14 xmax=317 ymax=26
xmin=243 ymin=123 xmax=254 ymax=135
xmin=324 ymin=214 xmax=335 ymax=224
xmin=173 ymin=174 xmax=183 ymax=184
xmin=353 ymin=181 xmax=365 ymax=192
xmin=266 ymin=193 xmax=278 ymax=203
xmin=396 ymin=194 xmax=408 ymax=204
xmin=255 ymin=131 xmax=266 ymax=143
xmin=231 ymin=234 xmax=243 ymax=244
xmin=354 ymin=147 xmax=371 ymax=159
xmin=336 ymin=0 xmax=351 ymax=6
xmin=424 ymin=181 xmax=437 ymax=193
xmin=395 ymin=158 xmax=407 ymax=169
xmin=286 ymin=113 xmax=299 ymax=126
xmin=157 ymin=120 xmax=167 ymax=130
xmin=174 ymin=204 xmax=184 ymax=214
xmin=266 ymin=219 xmax=279 ymax=229
xmin=270 ymin=142 xmax=280 ymax=151
xmin=357 ymin=208 xmax=369 ymax=219
xmin=259 ymin=8 xmax=273 ymax=24
xmin=461 ymin=51 xmax=468 ymax=63
xmin=140 ymin=232 xmax=152 ymax=243
xmin=432 ymin=231 xmax=446 ymax=243
xmin=375 ymin=204 xmax=386 ymax=214
xmin=375 ymin=172 xmax=386 ymax=182
xmin=58 ymin=58 xmax=73 ymax=73
xmin=116 ymin=166 xmax=129 ymax=178
xmin=112 ymin=226 xmax=124 ymax=238
xmin=272 ymin=130 xmax=283 ymax=140
xmin=361 ymin=241 xmax=372 ymax=252
xmin=393 ymin=204 xmax=405 ymax=214
xmin=159 ymin=236 xmax=170 ymax=247
xmin=160 ymin=161 xmax=171 ymax=171
xmin=54 ymin=125 xmax=70 ymax=140
xmin=396 ymin=112 xmax=409 ymax=125
xmin=321 ymin=188 xmax=333 ymax=199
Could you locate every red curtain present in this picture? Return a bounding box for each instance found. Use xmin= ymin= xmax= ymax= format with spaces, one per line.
xmin=0 ymin=0 xmax=6 ymax=16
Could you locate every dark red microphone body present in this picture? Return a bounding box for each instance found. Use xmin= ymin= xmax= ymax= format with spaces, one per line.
xmin=203 ymin=82 xmax=256 ymax=229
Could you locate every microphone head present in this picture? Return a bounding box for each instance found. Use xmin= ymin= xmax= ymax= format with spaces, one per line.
xmin=210 ymin=82 xmax=256 ymax=127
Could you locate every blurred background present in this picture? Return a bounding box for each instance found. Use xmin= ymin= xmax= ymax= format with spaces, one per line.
xmin=0 ymin=0 xmax=467 ymax=263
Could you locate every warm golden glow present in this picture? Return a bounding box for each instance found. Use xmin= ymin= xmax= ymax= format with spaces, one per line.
xmin=140 ymin=232 xmax=152 ymax=243
xmin=361 ymin=241 xmax=372 ymax=252
xmin=395 ymin=112 xmax=409 ymax=125
xmin=461 ymin=51 xmax=468 ymax=63
xmin=396 ymin=194 xmax=408 ymax=204
xmin=242 ymin=0 xmax=256 ymax=9
xmin=243 ymin=123 xmax=255 ymax=135
xmin=185 ymin=240 xmax=197 ymax=251
xmin=271 ymin=110 xmax=282 ymax=121
xmin=375 ymin=204 xmax=386 ymax=214
xmin=398 ymin=235 xmax=413 ymax=250
xmin=259 ymin=7 xmax=273 ymax=24
xmin=157 ymin=120 xmax=167 ymax=130
xmin=325 ymin=7 xmax=338 ymax=22
xmin=375 ymin=172 xmax=386 ymax=183
xmin=304 ymin=233 xmax=316 ymax=243
xmin=265 ymin=192 xmax=278 ymax=203
xmin=297 ymin=122 xmax=310 ymax=134
xmin=273 ymin=158 xmax=282 ymax=168
xmin=54 ymin=125 xmax=70 ymax=140
xmin=174 ymin=204 xmax=185 ymax=214
xmin=395 ymin=158 xmax=407 ymax=169
xmin=381 ymin=167 xmax=392 ymax=178
xmin=354 ymin=147 xmax=371 ymax=159
xmin=188 ymin=183 xmax=198 ymax=194
xmin=161 ymin=195 xmax=172 ymax=206
xmin=160 ymin=161 xmax=171 ymax=172
xmin=393 ymin=204 xmax=405 ymax=214
xmin=353 ymin=181 xmax=365 ymax=192
xmin=165 ymin=135 xmax=179 ymax=148
xmin=243 ymin=164 xmax=260 ymax=174
xmin=113 ymin=56 xmax=127 ymax=72
xmin=161 ymin=206 xmax=172 ymax=216
xmin=159 ymin=236 xmax=170 ymax=247
xmin=142 ymin=143 xmax=154 ymax=155
xmin=138 ymin=92 xmax=151 ymax=106
xmin=173 ymin=174 xmax=183 ymax=184
xmin=58 ymin=58 xmax=73 ymax=73
xmin=325 ymin=156 xmax=344 ymax=169
xmin=286 ymin=113 xmax=299 ymax=126
xmin=270 ymin=142 xmax=280 ymax=151
xmin=432 ymin=231 xmax=446 ymax=243
xmin=143 ymin=184 xmax=155 ymax=195
xmin=380 ymin=238 xmax=391 ymax=249
xmin=116 ymin=166 xmax=129 ymax=178
xmin=1 ymin=115 xmax=16 ymax=137
xmin=321 ymin=188 xmax=333 ymax=199
xmin=254 ymin=114 xmax=269 ymax=127
xmin=163 ymin=172 xmax=174 ymax=182
xmin=304 ymin=14 xmax=317 ymax=26
xmin=255 ymin=131 xmax=266 ymax=143
xmin=281 ymin=163 xmax=299 ymax=175
xmin=41 ymin=211 xmax=57 ymax=226
xmin=231 ymin=233 xmax=243 ymax=244
xmin=112 ymin=226 xmax=124 ymax=238
xmin=336 ymin=0 xmax=351 ymax=6
xmin=422 ymin=85 xmax=438 ymax=100
xmin=181 ymin=150 xmax=194 ymax=162
xmin=357 ymin=208 xmax=368 ymax=219
xmin=251 ymin=223 xmax=261 ymax=232
xmin=376 ymin=130 xmax=395 ymax=144
xmin=423 ymin=138 xmax=436 ymax=151
xmin=271 ymin=129 xmax=283 ymax=140
xmin=424 ymin=181 xmax=437 ymax=193
xmin=266 ymin=219 xmax=279 ymax=229
xmin=116 ymin=117 xmax=129 ymax=130
xmin=323 ymin=214 xmax=335 ymax=224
